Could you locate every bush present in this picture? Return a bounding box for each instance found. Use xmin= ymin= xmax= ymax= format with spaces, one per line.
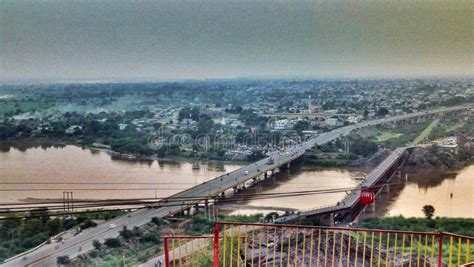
xmin=80 ymin=219 xmax=97 ymax=230
xmin=104 ymin=238 xmax=121 ymax=248
xmin=56 ymin=255 xmax=71 ymax=265
xmin=92 ymin=239 xmax=101 ymax=250
xmin=140 ymin=233 xmax=160 ymax=244
xmin=119 ymin=226 xmax=133 ymax=239
xmin=89 ymin=249 xmax=99 ymax=258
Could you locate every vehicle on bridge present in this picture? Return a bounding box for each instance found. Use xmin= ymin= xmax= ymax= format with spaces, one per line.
xmin=266 ymin=157 xmax=274 ymax=165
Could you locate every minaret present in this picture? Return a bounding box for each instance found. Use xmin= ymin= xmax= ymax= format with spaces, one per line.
xmin=308 ymin=96 xmax=313 ymax=114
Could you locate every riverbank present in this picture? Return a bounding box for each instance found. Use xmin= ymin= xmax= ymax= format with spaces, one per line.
xmin=356 ymin=217 xmax=474 ymax=237
xmin=0 ymin=138 xmax=250 ymax=166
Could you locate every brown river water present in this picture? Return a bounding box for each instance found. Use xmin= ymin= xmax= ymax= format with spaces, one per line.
xmin=0 ymin=143 xmax=472 ymax=218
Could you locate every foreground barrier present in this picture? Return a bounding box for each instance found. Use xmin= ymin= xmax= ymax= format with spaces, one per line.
xmin=163 ymin=222 xmax=473 ymax=267
xmin=163 ymin=235 xmax=213 ymax=267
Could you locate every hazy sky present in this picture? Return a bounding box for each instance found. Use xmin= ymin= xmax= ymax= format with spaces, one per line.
xmin=1 ymin=0 xmax=472 ymax=82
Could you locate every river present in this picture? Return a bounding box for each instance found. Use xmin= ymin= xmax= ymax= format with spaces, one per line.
xmin=0 ymin=143 xmax=472 ymax=218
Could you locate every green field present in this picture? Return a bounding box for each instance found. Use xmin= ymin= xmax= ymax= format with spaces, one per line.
xmin=412 ymin=118 xmax=440 ymax=145
xmin=376 ymin=132 xmax=404 ymax=142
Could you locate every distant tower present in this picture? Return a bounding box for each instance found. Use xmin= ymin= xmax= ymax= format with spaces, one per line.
xmin=308 ymin=96 xmax=313 ymax=114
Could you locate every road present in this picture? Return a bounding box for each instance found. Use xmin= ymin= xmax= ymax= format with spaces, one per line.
xmin=3 ymin=103 xmax=471 ymax=267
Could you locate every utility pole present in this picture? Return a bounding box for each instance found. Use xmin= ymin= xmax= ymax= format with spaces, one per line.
xmin=63 ymin=191 xmax=66 ymax=213
xmin=63 ymin=191 xmax=73 ymax=213
xmin=70 ymin=192 xmax=74 ymax=212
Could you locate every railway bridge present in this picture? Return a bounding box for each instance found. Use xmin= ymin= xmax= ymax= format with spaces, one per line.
xmin=274 ymin=147 xmax=413 ymax=225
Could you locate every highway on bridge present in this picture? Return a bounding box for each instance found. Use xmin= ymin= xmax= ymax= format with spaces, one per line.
xmin=3 ymin=103 xmax=471 ymax=267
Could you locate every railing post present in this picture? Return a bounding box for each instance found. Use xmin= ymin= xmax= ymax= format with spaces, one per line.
xmin=164 ymin=237 xmax=170 ymax=267
xmin=213 ymin=223 xmax=221 ymax=267
xmin=438 ymin=232 xmax=444 ymax=267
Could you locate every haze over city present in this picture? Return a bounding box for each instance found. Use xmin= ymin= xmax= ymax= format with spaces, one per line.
xmin=1 ymin=1 xmax=473 ymax=266
xmin=1 ymin=0 xmax=473 ymax=82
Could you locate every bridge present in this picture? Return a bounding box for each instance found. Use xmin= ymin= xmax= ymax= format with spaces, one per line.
xmin=4 ymin=103 xmax=472 ymax=267
xmin=274 ymin=146 xmax=413 ymax=224
xmin=262 ymin=112 xmax=352 ymax=119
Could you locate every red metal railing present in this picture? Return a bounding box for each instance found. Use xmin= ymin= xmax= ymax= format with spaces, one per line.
xmin=163 ymin=222 xmax=474 ymax=267
xmin=163 ymin=235 xmax=213 ymax=267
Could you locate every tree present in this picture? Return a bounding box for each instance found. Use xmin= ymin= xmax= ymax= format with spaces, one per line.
xmin=422 ymin=205 xmax=435 ymax=219
xmin=293 ymin=121 xmax=309 ymax=133
xmin=119 ymin=226 xmax=133 ymax=239
xmin=92 ymin=240 xmax=101 ymax=250
xmin=104 ymin=238 xmax=121 ymax=248
xmin=56 ymin=255 xmax=71 ymax=265
xmin=376 ymin=107 xmax=389 ymax=117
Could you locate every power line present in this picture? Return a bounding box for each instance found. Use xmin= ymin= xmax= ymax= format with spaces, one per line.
xmin=0 ymin=182 xmax=402 ymax=218
xmin=0 ymin=182 xmax=198 ymax=185
xmin=1 ymin=187 xmax=357 ymax=215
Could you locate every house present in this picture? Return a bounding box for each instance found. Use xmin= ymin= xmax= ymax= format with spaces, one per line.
xmin=65 ymin=125 xmax=82 ymax=134
xmin=273 ymin=119 xmax=293 ymax=130
xmin=326 ymin=118 xmax=340 ymax=127
xmin=119 ymin=123 xmax=128 ymax=130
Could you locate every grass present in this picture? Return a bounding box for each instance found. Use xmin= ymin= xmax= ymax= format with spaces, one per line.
xmin=376 ymin=132 xmax=404 ymax=142
xmin=0 ymin=99 xmax=56 ymax=115
xmin=412 ymin=118 xmax=440 ymax=145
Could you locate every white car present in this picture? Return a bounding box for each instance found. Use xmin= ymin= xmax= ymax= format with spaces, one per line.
xmin=244 ymin=171 xmax=249 ymax=175
xmin=108 ymin=224 xmax=117 ymax=229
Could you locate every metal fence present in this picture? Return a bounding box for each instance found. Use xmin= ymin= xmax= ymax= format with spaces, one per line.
xmin=163 ymin=222 xmax=474 ymax=267
xmin=163 ymin=235 xmax=213 ymax=267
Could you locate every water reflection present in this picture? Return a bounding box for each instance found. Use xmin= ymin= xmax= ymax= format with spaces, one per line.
xmin=224 ymin=165 xmax=363 ymax=215
xmin=359 ymin=165 xmax=474 ymax=218
xmin=0 ymin=144 xmax=242 ymax=203
xmin=1 ymin=142 xmax=472 ymax=218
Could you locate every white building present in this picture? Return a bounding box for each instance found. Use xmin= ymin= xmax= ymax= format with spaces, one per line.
xmin=326 ymin=118 xmax=340 ymax=127
xmin=65 ymin=125 xmax=82 ymax=134
xmin=273 ymin=119 xmax=293 ymax=130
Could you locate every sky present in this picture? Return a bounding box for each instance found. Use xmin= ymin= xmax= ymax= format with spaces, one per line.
xmin=1 ymin=0 xmax=472 ymax=82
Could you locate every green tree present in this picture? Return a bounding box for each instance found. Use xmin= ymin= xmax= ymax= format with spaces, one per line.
xmin=104 ymin=238 xmax=121 ymax=248
xmin=119 ymin=226 xmax=133 ymax=239
xmin=56 ymin=255 xmax=71 ymax=265
xmin=422 ymin=205 xmax=435 ymax=219
xmin=92 ymin=240 xmax=101 ymax=250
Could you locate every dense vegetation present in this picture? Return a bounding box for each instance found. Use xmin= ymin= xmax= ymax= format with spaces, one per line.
xmin=0 ymin=210 xmax=124 ymax=262
xmin=71 ymin=220 xmax=163 ymax=266
xmin=357 ymin=217 xmax=474 ymax=237
xmin=186 ymin=214 xmax=263 ymax=235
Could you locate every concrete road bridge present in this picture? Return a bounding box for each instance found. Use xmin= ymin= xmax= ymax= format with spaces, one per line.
xmin=3 ymin=103 xmax=472 ymax=267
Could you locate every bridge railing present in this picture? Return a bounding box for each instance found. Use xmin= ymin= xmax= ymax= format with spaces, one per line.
xmin=210 ymin=222 xmax=474 ymax=267
xmin=163 ymin=235 xmax=214 ymax=267
xmin=161 ymin=225 xmax=473 ymax=267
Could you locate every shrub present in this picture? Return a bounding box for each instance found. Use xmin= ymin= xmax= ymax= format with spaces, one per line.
xmin=56 ymin=255 xmax=71 ymax=265
xmin=80 ymin=219 xmax=97 ymax=230
xmin=89 ymin=249 xmax=99 ymax=258
xmin=119 ymin=226 xmax=133 ymax=239
xmin=92 ymin=239 xmax=101 ymax=250
xmin=104 ymin=238 xmax=121 ymax=248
